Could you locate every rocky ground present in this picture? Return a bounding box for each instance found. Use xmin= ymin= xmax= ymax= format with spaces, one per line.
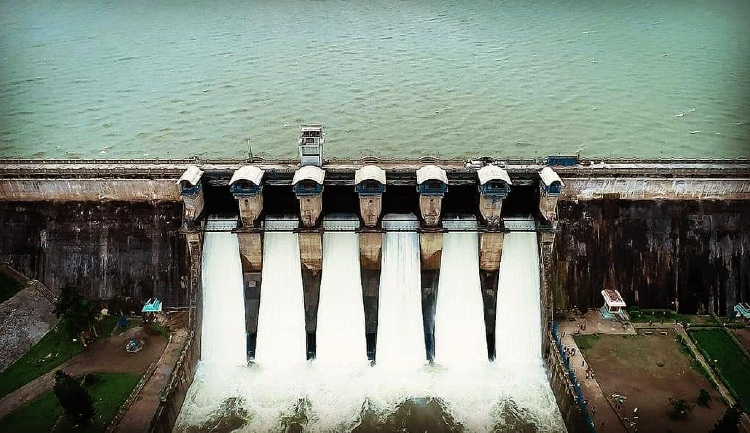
xmin=0 ymin=286 xmax=57 ymax=372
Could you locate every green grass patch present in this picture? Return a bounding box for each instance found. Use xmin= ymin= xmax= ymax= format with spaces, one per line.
xmin=115 ymin=317 xmax=142 ymax=336
xmin=573 ymin=333 xmax=600 ymax=351
xmin=0 ymin=327 xmax=83 ymax=399
xmin=690 ymin=329 xmax=750 ymax=412
xmin=144 ymin=323 xmax=169 ymax=337
xmin=53 ymin=372 xmax=140 ymax=433
xmin=675 ymin=333 xmax=719 ymax=389
xmin=0 ymin=390 xmax=61 ymax=433
xmin=94 ymin=315 xmax=118 ymax=339
xmin=0 ymin=314 xmax=136 ymax=399
xmin=627 ymin=307 xmax=717 ymax=325
xmin=723 ymin=321 xmax=746 ymax=329
xmin=0 ymin=272 xmax=24 ymax=304
xmin=0 ymin=373 xmax=140 ymax=433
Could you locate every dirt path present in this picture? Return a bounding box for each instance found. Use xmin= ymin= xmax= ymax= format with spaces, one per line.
xmin=0 ymin=327 xmax=167 ymax=418
xmin=731 ymin=328 xmax=750 ymax=355
xmin=114 ymin=328 xmax=188 ymax=433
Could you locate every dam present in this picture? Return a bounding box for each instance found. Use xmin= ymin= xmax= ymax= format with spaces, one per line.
xmin=1 ymin=144 xmax=749 ymax=431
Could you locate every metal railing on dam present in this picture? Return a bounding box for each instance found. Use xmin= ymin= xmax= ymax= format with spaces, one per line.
xmin=1 ymin=157 xmax=749 ymax=183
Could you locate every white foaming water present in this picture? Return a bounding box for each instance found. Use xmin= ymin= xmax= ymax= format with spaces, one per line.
xmin=376 ymin=214 xmax=426 ymax=368
xmin=200 ymin=217 xmax=247 ymax=365
xmin=434 ymin=216 xmax=488 ymax=366
xmin=177 ymin=215 xmax=566 ymax=432
xmin=254 ymin=217 xmax=307 ymax=365
xmin=316 ymin=215 xmax=368 ymax=364
xmin=495 ymin=228 xmax=543 ymax=363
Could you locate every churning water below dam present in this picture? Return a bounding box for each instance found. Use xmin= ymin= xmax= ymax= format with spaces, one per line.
xmin=175 ymin=215 xmax=564 ymax=432
xmin=1 ymin=0 xmax=749 ymax=159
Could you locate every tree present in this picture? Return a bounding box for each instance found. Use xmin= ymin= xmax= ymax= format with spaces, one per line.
xmin=709 ymin=405 xmax=742 ymax=433
xmin=54 ymin=286 xmax=98 ymax=340
xmin=107 ymin=295 xmax=127 ymax=317
xmin=54 ymin=370 xmax=95 ymax=425
xmin=668 ymin=397 xmax=692 ymax=420
xmin=697 ymin=389 xmax=712 ymax=408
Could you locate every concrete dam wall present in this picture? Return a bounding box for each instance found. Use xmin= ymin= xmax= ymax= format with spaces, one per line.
xmin=0 ymin=200 xmax=188 ymax=306
xmin=1 ymin=157 xmax=749 ymax=433
xmin=0 ymin=158 xmax=748 ymax=315
xmin=553 ymin=199 xmax=750 ymax=316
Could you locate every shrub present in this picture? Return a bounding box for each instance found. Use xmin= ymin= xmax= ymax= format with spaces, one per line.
xmin=107 ymin=295 xmax=128 ymax=316
xmin=668 ymin=397 xmax=692 ymax=420
xmin=709 ymin=404 xmax=742 ymax=433
xmin=697 ymin=389 xmax=712 ymax=408
xmin=55 ymin=286 xmax=98 ymax=339
xmin=54 ymin=370 xmax=95 ymax=425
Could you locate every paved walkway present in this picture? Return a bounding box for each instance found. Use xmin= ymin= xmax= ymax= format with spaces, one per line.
xmin=114 ymin=328 xmax=187 ymax=433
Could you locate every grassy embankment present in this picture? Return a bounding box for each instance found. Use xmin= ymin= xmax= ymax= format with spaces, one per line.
xmin=0 ymin=327 xmax=82 ymax=399
xmin=0 ymin=272 xmax=24 ymax=304
xmin=0 ymin=372 xmax=140 ymax=433
xmin=690 ymin=328 xmax=750 ymax=412
xmin=0 ymin=315 xmax=122 ymax=399
xmin=628 ymin=307 xmax=718 ymax=325
xmin=575 ymin=332 xmax=718 ymax=389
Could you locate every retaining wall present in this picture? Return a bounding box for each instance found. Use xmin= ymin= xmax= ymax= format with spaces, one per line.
xmin=552 ymin=199 xmax=750 ymax=315
xmin=0 ymin=201 xmax=188 ymax=306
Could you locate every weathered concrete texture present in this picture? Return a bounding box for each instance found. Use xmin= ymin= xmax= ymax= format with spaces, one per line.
xmin=562 ymin=177 xmax=750 ymax=201
xmin=243 ymin=272 xmax=262 ymax=335
xmin=359 ymin=232 xmax=382 ymax=270
xmin=358 ymin=195 xmax=383 ymax=228
xmin=237 ymin=231 xmax=263 ymax=272
xmin=544 ymin=339 xmax=596 ymax=433
xmin=419 ymin=232 xmax=443 ymax=270
xmin=538 ymin=194 xmax=559 ymax=222
xmin=237 ymin=195 xmax=263 ymax=228
xmin=418 ymin=195 xmax=443 ymax=227
xmin=479 ymin=232 xmax=504 ymax=272
xmin=298 ymin=195 xmax=323 ymax=228
xmin=150 ymin=232 xmax=202 ymax=433
xmin=479 ymin=270 xmax=499 ymax=355
xmin=299 ymin=229 xmax=324 ymax=337
xmin=421 ymin=269 xmax=439 ymax=361
xmin=298 ymin=232 xmax=323 ymax=271
xmin=0 ymin=201 xmax=188 ymax=306
xmin=359 ymin=232 xmax=382 ymax=339
xmin=478 ymin=195 xmax=503 ymax=227
xmin=0 ymin=179 xmax=180 ymax=202
xmin=0 ymin=286 xmax=57 ymax=372
xmin=552 ymin=200 xmax=750 ymax=315
xmin=181 ymin=192 xmax=204 ymax=224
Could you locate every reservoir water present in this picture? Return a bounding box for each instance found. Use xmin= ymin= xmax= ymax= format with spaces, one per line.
xmin=1 ymin=0 xmax=749 ymax=159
